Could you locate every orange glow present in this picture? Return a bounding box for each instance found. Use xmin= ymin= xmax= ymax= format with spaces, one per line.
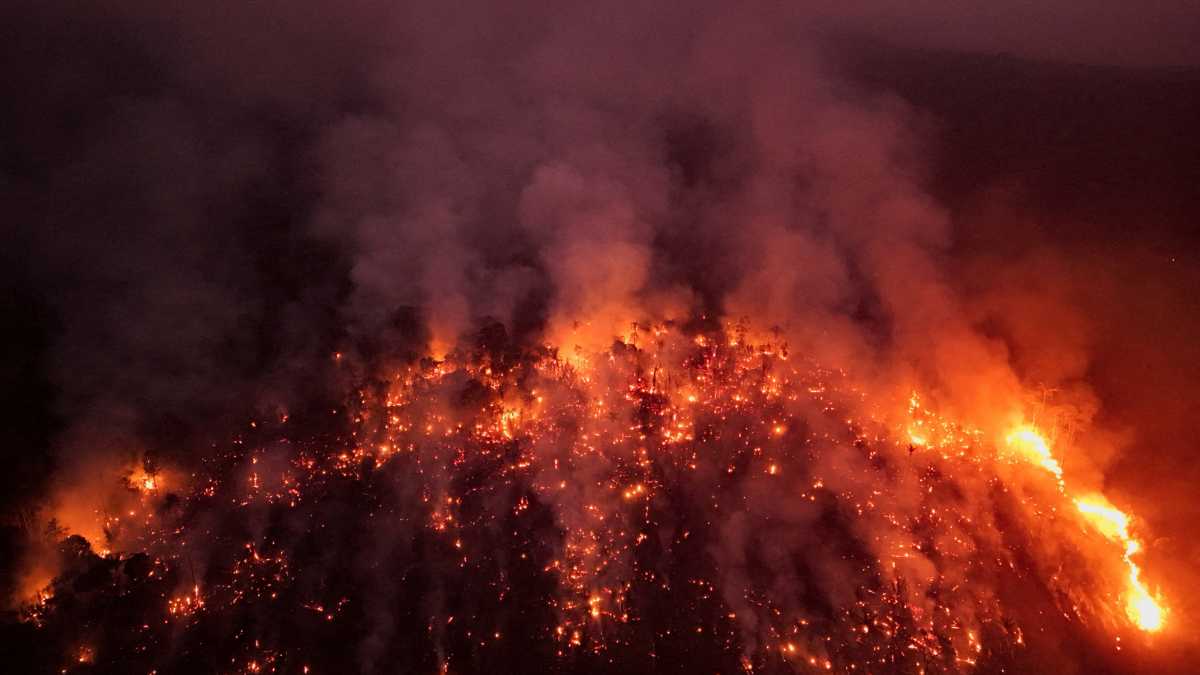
xmin=997 ymin=425 xmax=1167 ymax=632
xmin=1005 ymin=427 xmax=1064 ymax=486
xmin=1002 ymin=423 xmax=1165 ymax=633
xmin=1075 ymin=495 xmax=1166 ymax=632
xmin=20 ymin=320 xmax=1174 ymax=664
xmin=77 ymin=646 xmax=95 ymax=664
xmin=127 ymin=465 xmax=163 ymax=494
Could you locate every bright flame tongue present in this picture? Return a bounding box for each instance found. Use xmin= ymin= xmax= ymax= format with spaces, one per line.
xmin=1005 ymin=427 xmax=1064 ymax=487
xmin=1005 ymin=426 xmax=1165 ymax=633
xmin=1075 ymin=495 xmax=1166 ymax=632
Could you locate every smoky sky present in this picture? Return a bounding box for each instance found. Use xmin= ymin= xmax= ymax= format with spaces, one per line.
xmin=2 ymin=0 xmax=1199 ymax=671
xmin=812 ymin=1 xmax=1200 ymax=68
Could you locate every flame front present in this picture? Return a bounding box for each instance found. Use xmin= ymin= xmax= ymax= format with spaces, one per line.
xmin=1003 ymin=427 xmax=1166 ymax=633
xmin=1005 ymin=427 xmax=1065 ymax=488
xmin=1075 ymin=495 xmax=1166 ymax=632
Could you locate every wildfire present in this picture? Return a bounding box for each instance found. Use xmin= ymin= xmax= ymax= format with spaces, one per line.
xmin=126 ymin=465 xmax=163 ymax=494
xmin=1000 ymin=426 xmax=1166 ymax=633
xmin=1005 ymin=426 xmax=1065 ymax=488
xmin=1075 ymin=495 xmax=1167 ymax=632
xmin=168 ymin=585 xmax=206 ymax=618
xmin=76 ymin=645 xmax=95 ymax=664
xmin=18 ymin=322 xmax=1173 ymax=671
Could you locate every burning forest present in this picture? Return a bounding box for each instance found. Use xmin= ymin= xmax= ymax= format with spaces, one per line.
xmin=2 ymin=1 xmax=1199 ymax=674
xmin=9 ymin=322 xmax=1178 ymax=673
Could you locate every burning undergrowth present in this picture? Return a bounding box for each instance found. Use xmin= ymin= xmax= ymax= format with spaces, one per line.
xmin=1 ymin=2 xmax=1194 ymax=673
xmin=9 ymin=321 xmax=1167 ymax=673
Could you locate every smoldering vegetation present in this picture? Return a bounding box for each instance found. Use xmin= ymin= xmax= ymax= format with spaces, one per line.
xmin=2 ymin=1 xmax=1199 ymax=673
xmin=1 ymin=326 xmax=1157 ymax=674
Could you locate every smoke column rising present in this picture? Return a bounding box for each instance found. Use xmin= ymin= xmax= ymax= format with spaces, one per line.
xmin=1 ymin=1 xmax=1198 ymax=672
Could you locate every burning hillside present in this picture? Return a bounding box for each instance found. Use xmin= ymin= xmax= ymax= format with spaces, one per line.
xmin=9 ymin=322 xmax=1170 ymax=673
xmin=3 ymin=1 xmax=1198 ymax=674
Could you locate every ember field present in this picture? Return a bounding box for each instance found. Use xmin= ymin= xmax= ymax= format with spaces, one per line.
xmin=6 ymin=324 xmax=1173 ymax=673
xmin=2 ymin=2 xmax=1199 ymax=674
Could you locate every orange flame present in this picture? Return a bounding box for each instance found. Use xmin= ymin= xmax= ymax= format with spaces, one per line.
xmin=1075 ymin=495 xmax=1166 ymax=632
xmin=1004 ymin=425 xmax=1165 ymax=633
xmin=1004 ymin=427 xmax=1064 ymax=488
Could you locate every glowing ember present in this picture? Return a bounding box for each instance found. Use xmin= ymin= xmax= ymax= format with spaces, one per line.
xmin=15 ymin=323 xmax=1172 ymax=670
xmin=76 ymin=645 xmax=95 ymax=664
xmin=126 ymin=466 xmax=162 ymax=494
xmin=168 ymin=585 xmax=206 ymax=618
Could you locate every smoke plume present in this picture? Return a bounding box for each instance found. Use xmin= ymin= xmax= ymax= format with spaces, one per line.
xmin=2 ymin=1 xmax=1198 ymax=672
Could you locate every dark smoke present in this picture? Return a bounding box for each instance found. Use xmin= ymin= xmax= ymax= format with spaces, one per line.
xmin=2 ymin=1 xmax=1198 ymax=673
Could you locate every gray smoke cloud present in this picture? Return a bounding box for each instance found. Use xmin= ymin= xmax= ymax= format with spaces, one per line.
xmin=2 ymin=0 xmax=1198 ymax=671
